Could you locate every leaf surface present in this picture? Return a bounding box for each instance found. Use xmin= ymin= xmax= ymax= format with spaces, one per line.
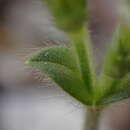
xmin=100 ymin=73 xmax=130 ymax=104
xmin=27 ymin=46 xmax=90 ymax=105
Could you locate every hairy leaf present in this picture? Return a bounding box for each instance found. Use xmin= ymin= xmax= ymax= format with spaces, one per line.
xmin=28 ymin=46 xmax=79 ymax=72
xmin=27 ymin=46 xmax=90 ymax=105
xmin=100 ymin=73 xmax=130 ymax=104
xmin=100 ymin=25 xmax=130 ymax=102
xmin=100 ymin=92 xmax=130 ymax=104
xmin=103 ymin=25 xmax=130 ymax=79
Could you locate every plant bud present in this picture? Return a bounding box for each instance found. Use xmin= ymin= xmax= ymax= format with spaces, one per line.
xmin=44 ymin=0 xmax=87 ymax=32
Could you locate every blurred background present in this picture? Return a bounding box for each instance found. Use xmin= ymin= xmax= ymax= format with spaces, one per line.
xmin=0 ymin=0 xmax=130 ymax=130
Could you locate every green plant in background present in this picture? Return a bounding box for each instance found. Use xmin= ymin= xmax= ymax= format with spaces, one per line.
xmin=26 ymin=0 xmax=130 ymax=130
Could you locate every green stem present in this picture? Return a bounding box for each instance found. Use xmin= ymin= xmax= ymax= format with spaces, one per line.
xmin=69 ymin=27 xmax=95 ymax=93
xmin=84 ymin=108 xmax=101 ymax=130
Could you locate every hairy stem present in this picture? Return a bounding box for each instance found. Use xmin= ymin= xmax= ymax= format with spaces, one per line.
xmin=69 ymin=27 xmax=95 ymax=94
xmin=84 ymin=108 xmax=101 ymax=130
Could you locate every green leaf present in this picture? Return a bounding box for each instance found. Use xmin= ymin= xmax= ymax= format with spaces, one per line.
xmin=28 ymin=46 xmax=79 ymax=72
xmin=100 ymin=93 xmax=130 ymax=104
xmin=27 ymin=46 xmax=90 ymax=105
xmin=99 ymin=25 xmax=130 ymax=103
xmin=100 ymin=73 xmax=130 ymax=104
xmin=103 ymin=25 xmax=130 ymax=79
